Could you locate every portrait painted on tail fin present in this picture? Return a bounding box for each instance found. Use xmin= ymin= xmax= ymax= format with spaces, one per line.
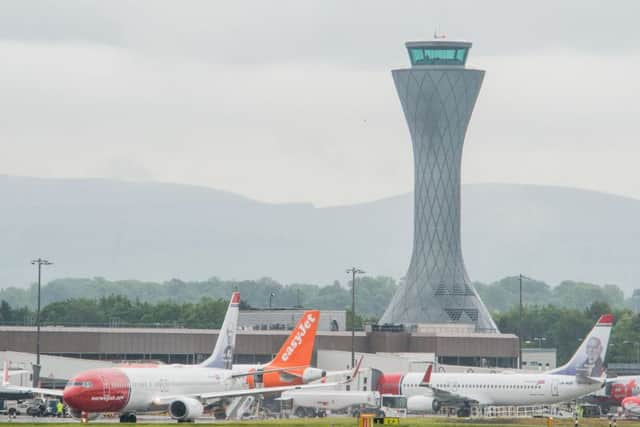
xmin=579 ymin=336 xmax=605 ymax=377
xmin=550 ymin=314 xmax=613 ymax=377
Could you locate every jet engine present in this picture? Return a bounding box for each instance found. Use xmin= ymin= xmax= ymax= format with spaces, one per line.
xmin=169 ymin=397 xmax=204 ymax=421
xmin=406 ymin=395 xmax=441 ymax=413
xmin=302 ymin=367 xmax=326 ymax=383
xmin=69 ymin=408 xmax=100 ymax=421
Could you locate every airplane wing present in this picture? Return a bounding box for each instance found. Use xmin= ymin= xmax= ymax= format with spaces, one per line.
xmin=154 ymin=356 xmax=364 ymax=405
xmin=420 ymin=384 xmax=475 ymax=405
xmin=573 ymin=366 xmax=607 ymax=385
xmin=417 ymin=364 xmax=478 ymax=405
xmin=7 ymin=370 xmax=30 ymax=377
xmin=201 ymin=379 xmax=349 ymax=401
xmin=2 ymin=362 xmax=30 ymax=386
xmin=152 ymin=378 xmax=349 ymax=405
xmin=576 ymin=374 xmax=606 ymax=386
xmin=0 ymin=384 xmax=64 ymax=397
xmin=2 ymin=363 xmax=63 ymax=396
xmin=230 ymin=365 xmax=306 ymax=379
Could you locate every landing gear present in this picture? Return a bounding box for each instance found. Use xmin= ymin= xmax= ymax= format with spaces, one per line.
xmin=456 ymin=407 xmax=471 ymax=417
xmin=213 ymin=408 xmax=227 ymax=420
xmin=119 ymin=413 xmax=137 ymax=423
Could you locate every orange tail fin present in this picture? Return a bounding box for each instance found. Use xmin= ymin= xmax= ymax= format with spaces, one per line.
xmin=269 ymin=310 xmax=319 ymax=368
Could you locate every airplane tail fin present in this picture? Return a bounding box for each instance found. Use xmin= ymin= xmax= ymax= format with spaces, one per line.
xmin=550 ymin=314 xmax=614 ymax=377
xmin=199 ymin=292 xmax=240 ymax=369
xmin=420 ymin=363 xmax=433 ymax=386
xmin=268 ymin=310 xmax=319 ymax=368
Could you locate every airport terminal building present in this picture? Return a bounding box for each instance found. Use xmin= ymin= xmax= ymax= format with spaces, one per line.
xmin=0 ymin=321 xmax=518 ymax=370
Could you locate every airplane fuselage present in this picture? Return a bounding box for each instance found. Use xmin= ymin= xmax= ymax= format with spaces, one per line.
xmin=382 ymin=372 xmax=602 ymax=406
xmin=63 ymin=366 xmax=246 ymax=414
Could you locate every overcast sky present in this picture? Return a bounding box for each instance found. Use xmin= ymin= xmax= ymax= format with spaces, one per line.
xmin=1 ymin=1 xmax=639 ymax=206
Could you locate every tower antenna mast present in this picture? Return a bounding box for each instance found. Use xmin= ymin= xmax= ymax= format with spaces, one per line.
xmin=433 ymin=29 xmax=447 ymax=39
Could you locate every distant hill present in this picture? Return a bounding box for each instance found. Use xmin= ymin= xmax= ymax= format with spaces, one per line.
xmin=1 ymin=176 xmax=638 ymax=292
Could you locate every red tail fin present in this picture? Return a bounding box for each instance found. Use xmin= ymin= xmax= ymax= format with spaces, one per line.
xmin=269 ymin=310 xmax=319 ymax=368
xmin=421 ymin=363 xmax=433 ymax=385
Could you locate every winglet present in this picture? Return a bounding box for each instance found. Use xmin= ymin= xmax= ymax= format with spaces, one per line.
xmin=351 ymin=355 xmax=364 ymax=380
xmin=597 ymin=314 xmax=615 ymax=326
xmin=230 ymin=291 xmax=240 ymax=305
xmin=420 ymin=363 xmax=433 ymax=385
xmin=3 ymin=361 xmax=8 ymax=385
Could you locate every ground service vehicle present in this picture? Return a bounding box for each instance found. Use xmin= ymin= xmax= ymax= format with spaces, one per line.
xmin=0 ymin=399 xmax=30 ymax=416
xmin=380 ymin=394 xmax=408 ymax=418
xmin=279 ymin=390 xmax=380 ymax=417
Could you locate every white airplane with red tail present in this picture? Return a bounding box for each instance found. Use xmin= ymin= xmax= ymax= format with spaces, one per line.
xmin=376 ymin=314 xmax=614 ymax=417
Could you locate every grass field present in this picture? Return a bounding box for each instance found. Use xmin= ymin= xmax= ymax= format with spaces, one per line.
xmin=0 ymin=418 xmax=638 ymax=427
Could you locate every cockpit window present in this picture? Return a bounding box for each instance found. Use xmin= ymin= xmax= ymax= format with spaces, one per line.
xmin=66 ymin=381 xmax=93 ymax=388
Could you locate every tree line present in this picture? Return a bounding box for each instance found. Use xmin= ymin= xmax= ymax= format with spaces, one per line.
xmin=0 ymin=295 xmax=233 ymax=329
xmin=495 ymin=301 xmax=640 ymax=364
xmin=474 ymin=276 xmax=628 ymax=312
xmin=1 ymin=275 xmax=638 ymax=318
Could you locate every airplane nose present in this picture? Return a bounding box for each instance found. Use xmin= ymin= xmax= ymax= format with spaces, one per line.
xmin=63 ymin=385 xmax=83 ymax=409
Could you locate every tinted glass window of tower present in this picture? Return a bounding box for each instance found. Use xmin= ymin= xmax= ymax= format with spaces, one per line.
xmin=409 ymin=47 xmax=468 ymax=66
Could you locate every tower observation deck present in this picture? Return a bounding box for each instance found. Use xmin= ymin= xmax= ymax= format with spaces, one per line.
xmin=380 ymin=40 xmax=498 ymax=332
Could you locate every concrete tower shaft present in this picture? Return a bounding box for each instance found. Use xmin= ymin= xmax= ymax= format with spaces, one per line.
xmin=380 ymin=41 xmax=497 ymax=332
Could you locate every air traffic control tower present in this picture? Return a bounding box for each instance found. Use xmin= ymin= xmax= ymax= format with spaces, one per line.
xmin=380 ymin=40 xmax=498 ymax=332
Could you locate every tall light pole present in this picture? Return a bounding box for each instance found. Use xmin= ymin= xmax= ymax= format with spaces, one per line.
xmin=518 ymin=274 xmax=534 ymax=369
xmin=31 ymin=258 xmax=52 ymax=387
xmin=346 ymin=267 xmax=365 ymax=369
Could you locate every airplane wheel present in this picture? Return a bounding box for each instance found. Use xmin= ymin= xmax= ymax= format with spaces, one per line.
xmin=213 ymin=410 xmax=227 ymax=420
xmin=119 ymin=413 xmax=137 ymax=423
xmin=457 ymin=408 xmax=470 ymax=417
xmin=294 ymin=407 xmax=307 ymax=418
xmin=305 ymin=407 xmax=317 ymax=418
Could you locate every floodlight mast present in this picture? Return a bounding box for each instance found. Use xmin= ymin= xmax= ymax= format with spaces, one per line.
xmin=30 ymin=258 xmax=52 ymax=387
xmin=346 ymin=267 xmax=365 ymax=369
